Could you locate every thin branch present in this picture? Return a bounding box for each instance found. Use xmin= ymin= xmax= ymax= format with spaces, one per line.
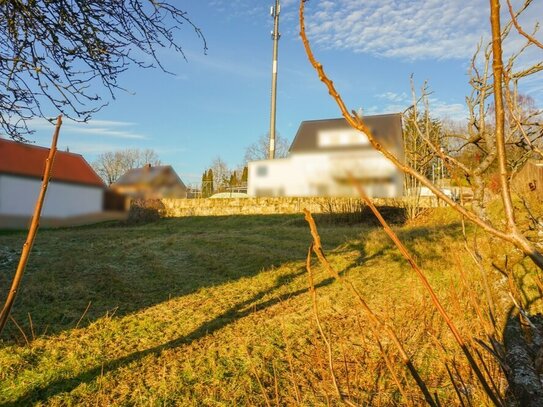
xmin=303 ymin=209 xmax=438 ymax=406
xmin=298 ymin=0 xmax=543 ymax=271
xmin=490 ymin=0 xmax=518 ymax=234
xmin=0 ymin=115 xmax=62 ymax=334
xmin=347 ymin=176 xmax=504 ymax=406
xmin=506 ymin=0 xmax=543 ymax=50
xmin=306 ymin=245 xmax=354 ymax=406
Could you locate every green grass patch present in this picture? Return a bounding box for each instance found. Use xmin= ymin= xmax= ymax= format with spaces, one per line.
xmin=0 ymin=210 xmax=540 ymax=405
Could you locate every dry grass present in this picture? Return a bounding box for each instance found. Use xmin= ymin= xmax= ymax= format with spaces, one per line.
xmin=0 ymin=210 xmax=540 ymax=405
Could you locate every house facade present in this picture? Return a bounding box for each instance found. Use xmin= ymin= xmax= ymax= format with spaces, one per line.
xmin=0 ymin=138 xmax=105 ymax=221
xmin=112 ymin=164 xmax=188 ymax=200
xmin=248 ymin=113 xmax=404 ymax=198
xmin=512 ymin=160 xmax=543 ymax=200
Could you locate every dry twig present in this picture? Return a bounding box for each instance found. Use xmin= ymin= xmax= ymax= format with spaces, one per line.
xmin=304 ymin=209 xmax=437 ymax=406
xmin=0 ymin=115 xmax=62 ymax=335
xmin=306 ymin=245 xmax=355 ymax=406
xmin=347 ymin=178 xmax=503 ymax=406
xmin=506 ymin=0 xmax=543 ymax=50
xmin=298 ymin=0 xmax=543 ymax=271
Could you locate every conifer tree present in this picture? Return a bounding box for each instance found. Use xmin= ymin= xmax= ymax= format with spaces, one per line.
xmin=241 ymin=166 xmax=248 ymax=185
xmin=229 ymin=171 xmax=239 ymax=188
xmin=207 ymin=169 xmax=214 ymax=195
xmin=201 ymin=171 xmax=207 ymax=198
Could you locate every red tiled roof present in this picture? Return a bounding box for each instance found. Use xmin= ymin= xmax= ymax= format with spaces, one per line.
xmin=0 ymin=138 xmax=105 ymax=187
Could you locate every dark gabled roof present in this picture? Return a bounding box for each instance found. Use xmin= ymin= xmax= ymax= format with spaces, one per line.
xmin=114 ymin=165 xmax=187 ymax=189
xmin=289 ymin=113 xmax=403 ymax=155
xmin=0 ymin=138 xmax=105 ymax=187
xmin=515 ymin=160 xmax=543 ymax=176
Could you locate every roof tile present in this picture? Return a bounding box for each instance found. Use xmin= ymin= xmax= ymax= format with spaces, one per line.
xmin=0 ymin=138 xmax=105 ymax=187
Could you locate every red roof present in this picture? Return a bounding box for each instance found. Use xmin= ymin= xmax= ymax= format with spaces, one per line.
xmin=0 ymin=138 xmax=105 ymax=187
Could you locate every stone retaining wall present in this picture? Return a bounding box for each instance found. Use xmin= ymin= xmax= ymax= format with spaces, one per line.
xmin=159 ymin=196 xmax=439 ymax=218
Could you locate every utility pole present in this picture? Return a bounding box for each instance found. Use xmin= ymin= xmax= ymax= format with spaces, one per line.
xmin=268 ymin=0 xmax=280 ymax=160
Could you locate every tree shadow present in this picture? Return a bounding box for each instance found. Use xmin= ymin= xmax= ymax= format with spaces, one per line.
xmin=0 ymin=212 xmax=469 ymax=403
xmin=4 ymin=266 xmax=337 ymax=405
xmin=0 ymin=214 xmax=360 ymax=343
xmin=333 ymin=221 xmax=464 ymax=277
xmin=509 ymin=262 xmax=543 ymax=311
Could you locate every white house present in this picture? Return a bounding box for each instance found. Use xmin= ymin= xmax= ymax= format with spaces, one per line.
xmin=248 ymin=113 xmax=405 ymax=198
xmin=0 ymin=138 xmax=105 ymax=226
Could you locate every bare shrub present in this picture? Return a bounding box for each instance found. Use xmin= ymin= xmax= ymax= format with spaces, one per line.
xmin=298 ymin=0 xmax=543 ymax=404
xmin=318 ymin=198 xmax=406 ymax=225
xmin=127 ymin=199 xmax=165 ymax=224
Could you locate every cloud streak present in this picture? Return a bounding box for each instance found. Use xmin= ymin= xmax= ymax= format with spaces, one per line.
xmin=303 ymin=0 xmax=490 ymax=60
xmin=302 ymin=0 xmax=543 ymax=62
xmin=373 ymin=90 xmax=468 ymax=121
xmin=29 ymin=118 xmax=147 ymax=140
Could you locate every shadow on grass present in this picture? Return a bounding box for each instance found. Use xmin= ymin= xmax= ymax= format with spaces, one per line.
xmin=1 ymin=211 xmax=466 ymax=404
xmin=0 ymin=214 xmax=362 ymax=343
xmin=5 ymin=267 xmax=336 ymax=405
xmin=0 ymin=212 xmax=461 ymax=345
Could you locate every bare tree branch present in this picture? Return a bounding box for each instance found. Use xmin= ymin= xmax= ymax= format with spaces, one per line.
xmin=506 ymin=0 xmax=543 ymax=50
xmin=298 ymin=0 xmax=543 ymax=270
xmin=0 ymin=115 xmax=62 ymax=335
xmin=0 ymin=1 xmax=207 ymax=141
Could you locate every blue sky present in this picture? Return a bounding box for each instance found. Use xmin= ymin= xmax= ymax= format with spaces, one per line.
xmin=27 ymin=0 xmax=543 ymax=186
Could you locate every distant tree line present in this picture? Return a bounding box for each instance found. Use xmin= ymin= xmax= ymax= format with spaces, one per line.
xmin=200 ymin=161 xmax=249 ymax=198
xmin=92 ymin=148 xmax=161 ymax=185
xmin=198 ymin=133 xmax=288 ymax=197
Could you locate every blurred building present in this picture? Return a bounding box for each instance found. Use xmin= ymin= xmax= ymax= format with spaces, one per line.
xmin=0 ymin=138 xmax=105 ymax=226
xmin=248 ymin=113 xmax=404 ymax=198
xmin=512 ymin=160 xmax=543 ymax=200
xmin=111 ymin=164 xmax=187 ymax=200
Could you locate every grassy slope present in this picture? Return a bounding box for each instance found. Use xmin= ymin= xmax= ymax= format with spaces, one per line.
xmin=0 ymin=212 xmax=539 ymax=405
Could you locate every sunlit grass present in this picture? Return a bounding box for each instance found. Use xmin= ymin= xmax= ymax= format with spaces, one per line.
xmin=0 ymin=210 xmax=539 ymax=405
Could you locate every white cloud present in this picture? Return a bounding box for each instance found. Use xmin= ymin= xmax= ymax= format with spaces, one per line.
xmin=29 ymin=118 xmax=147 ymax=140
xmin=70 ymin=127 xmax=146 ymax=140
xmin=428 ymin=99 xmax=467 ymax=121
xmin=181 ymin=49 xmax=266 ymax=79
xmin=303 ymin=0 xmax=487 ymax=60
xmin=302 ymin=0 xmax=543 ymax=61
xmin=204 ymin=0 xmax=543 ymax=63
xmin=371 ymin=91 xmax=468 ymax=120
xmin=378 ymin=92 xmax=409 ymax=103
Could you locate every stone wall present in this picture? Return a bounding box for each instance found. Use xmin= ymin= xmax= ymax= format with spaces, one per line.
xmin=159 ymin=196 xmax=436 ymax=218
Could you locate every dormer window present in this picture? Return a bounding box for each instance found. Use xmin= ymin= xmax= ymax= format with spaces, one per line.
xmin=317 ymin=129 xmax=369 ymax=147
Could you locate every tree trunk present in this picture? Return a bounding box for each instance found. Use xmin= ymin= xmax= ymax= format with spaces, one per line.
xmin=503 ymin=313 xmax=543 ymax=406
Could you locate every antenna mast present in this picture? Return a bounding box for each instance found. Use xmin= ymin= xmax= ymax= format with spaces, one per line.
xmin=268 ymin=0 xmax=280 ymax=159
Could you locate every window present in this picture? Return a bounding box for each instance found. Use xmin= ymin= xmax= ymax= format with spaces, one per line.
xmin=317 ymin=129 xmax=369 ymax=147
xmin=257 ymin=166 xmax=268 ymax=177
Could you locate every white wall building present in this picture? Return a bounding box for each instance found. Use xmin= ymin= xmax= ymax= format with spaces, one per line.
xmin=0 ymin=139 xmax=105 ymax=224
xmin=248 ymin=113 xmax=404 ymax=198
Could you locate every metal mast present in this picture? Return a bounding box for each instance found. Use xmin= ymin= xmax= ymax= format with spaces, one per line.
xmin=268 ymin=0 xmax=280 ymax=160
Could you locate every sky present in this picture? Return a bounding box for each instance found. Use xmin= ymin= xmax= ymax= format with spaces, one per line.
xmin=25 ymin=0 xmax=543 ymax=186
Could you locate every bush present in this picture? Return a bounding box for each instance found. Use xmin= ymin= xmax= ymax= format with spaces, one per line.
xmin=127 ymin=198 xmax=165 ymax=224
xmin=318 ymin=198 xmax=406 ymax=225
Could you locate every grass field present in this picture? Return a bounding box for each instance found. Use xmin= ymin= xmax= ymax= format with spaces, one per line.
xmin=0 ymin=211 xmax=539 ymax=405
